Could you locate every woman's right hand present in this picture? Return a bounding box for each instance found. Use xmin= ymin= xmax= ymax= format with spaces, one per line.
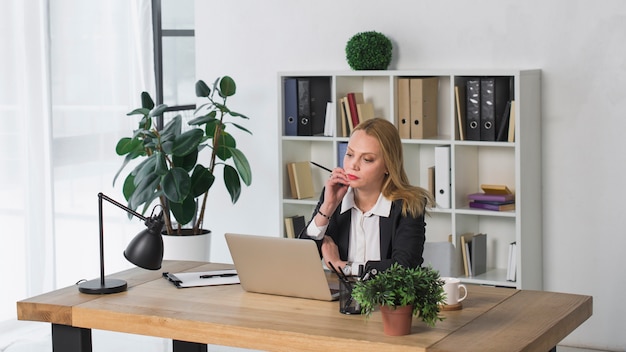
xmin=323 ymin=167 xmax=349 ymax=206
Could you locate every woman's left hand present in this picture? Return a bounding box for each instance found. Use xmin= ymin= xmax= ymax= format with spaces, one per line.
xmin=321 ymin=235 xmax=344 ymax=270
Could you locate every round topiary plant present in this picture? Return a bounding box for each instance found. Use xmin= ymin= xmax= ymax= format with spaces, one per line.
xmin=345 ymin=31 xmax=392 ymax=70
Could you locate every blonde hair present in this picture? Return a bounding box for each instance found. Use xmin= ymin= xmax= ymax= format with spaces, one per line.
xmin=352 ymin=118 xmax=434 ymax=217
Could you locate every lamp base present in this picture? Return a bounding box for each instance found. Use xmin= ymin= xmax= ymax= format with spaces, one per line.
xmin=78 ymin=278 xmax=128 ymax=294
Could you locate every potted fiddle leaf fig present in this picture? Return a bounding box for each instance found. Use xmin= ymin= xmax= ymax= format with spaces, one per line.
xmin=113 ymin=76 xmax=252 ymax=236
xmin=351 ymin=263 xmax=445 ymax=336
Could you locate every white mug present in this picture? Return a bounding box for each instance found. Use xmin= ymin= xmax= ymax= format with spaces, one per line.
xmin=442 ymin=277 xmax=468 ymax=305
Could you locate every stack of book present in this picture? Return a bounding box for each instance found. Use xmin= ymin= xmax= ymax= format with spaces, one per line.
xmin=459 ymin=77 xmax=514 ymax=142
xmin=467 ymin=184 xmax=515 ymax=211
xmin=283 ymin=77 xmax=332 ymax=137
xmin=459 ymin=233 xmax=487 ymax=277
xmin=338 ymin=92 xmax=375 ymax=136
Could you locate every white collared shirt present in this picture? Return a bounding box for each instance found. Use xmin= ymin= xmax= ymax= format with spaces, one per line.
xmin=306 ymin=188 xmax=392 ymax=275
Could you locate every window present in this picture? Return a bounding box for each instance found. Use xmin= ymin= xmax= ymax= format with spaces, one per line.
xmin=152 ymin=0 xmax=195 ymax=126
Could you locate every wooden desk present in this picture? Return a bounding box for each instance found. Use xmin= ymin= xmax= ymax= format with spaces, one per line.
xmin=17 ymin=261 xmax=592 ymax=352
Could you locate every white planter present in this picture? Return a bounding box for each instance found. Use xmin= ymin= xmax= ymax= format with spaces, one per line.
xmin=162 ymin=231 xmax=211 ymax=262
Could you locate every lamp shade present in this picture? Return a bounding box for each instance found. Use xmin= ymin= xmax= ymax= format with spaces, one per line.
xmin=124 ymin=216 xmax=164 ymax=270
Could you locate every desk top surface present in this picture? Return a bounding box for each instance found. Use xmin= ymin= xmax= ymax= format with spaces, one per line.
xmin=17 ymin=261 xmax=592 ymax=352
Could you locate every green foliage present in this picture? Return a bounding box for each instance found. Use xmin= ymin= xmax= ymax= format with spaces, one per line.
xmin=345 ymin=31 xmax=392 ymax=70
xmin=113 ymin=76 xmax=252 ymax=235
xmin=351 ymin=263 xmax=446 ymax=327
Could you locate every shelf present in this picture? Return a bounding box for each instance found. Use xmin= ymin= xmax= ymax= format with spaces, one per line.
xmin=277 ymin=69 xmax=542 ymax=290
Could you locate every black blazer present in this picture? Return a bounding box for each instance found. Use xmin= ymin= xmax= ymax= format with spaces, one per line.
xmin=300 ymin=191 xmax=426 ymax=273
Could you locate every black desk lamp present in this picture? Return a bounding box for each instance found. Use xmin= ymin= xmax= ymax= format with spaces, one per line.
xmin=78 ymin=193 xmax=165 ymax=294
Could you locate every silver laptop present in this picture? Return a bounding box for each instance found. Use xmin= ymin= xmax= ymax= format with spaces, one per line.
xmin=225 ymin=233 xmax=339 ymax=301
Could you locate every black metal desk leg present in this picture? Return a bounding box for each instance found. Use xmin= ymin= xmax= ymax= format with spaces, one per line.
xmin=52 ymin=324 xmax=92 ymax=352
xmin=173 ymin=340 xmax=208 ymax=352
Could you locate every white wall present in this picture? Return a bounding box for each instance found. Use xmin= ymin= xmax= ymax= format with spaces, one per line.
xmin=195 ymin=1 xmax=626 ymax=350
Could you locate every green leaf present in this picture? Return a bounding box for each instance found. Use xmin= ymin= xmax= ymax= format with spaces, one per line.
xmin=115 ymin=137 xmax=142 ymax=156
xmin=190 ymin=164 xmax=215 ymax=198
xmin=187 ymin=110 xmax=217 ymax=126
xmin=228 ymin=111 xmax=250 ymax=120
xmin=126 ymin=107 xmax=150 ymax=117
xmin=128 ymin=172 xmax=160 ymax=211
xmin=219 ymin=76 xmax=236 ymax=97
xmin=155 ymin=151 xmax=168 ymax=175
xmin=227 ymin=122 xmax=252 ymax=135
xmin=173 ymin=148 xmax=198 ymax=172
xmin=195 ymin=79 xmax=211 ymax=97
xmin=113 ymin=153 xmax=136 ymax=187
xmin=161 ymin=114 xmax=182 ymax=140
xmin=204 ymin=119 xmax=222 ymax=140
xmin=223 ymin=164 xmax=241 ymax=203
xmin=133 ymin=154 xmax=158 ymax=186
xmin=229 ymin=147 xmax=252 ymax=186
xmin=169 ymin=196 xmax=197 ymax=226
xmin=172 ymin=129 xmax=203 ymax=157
xmin=149 ymin=104 xmax=168 ymax=118
xmin=161 ymin=167 xmax=191 ymax=203
xmin=141 ymin=92 xmax=155 ymax=109
xmin=122 ymin=174 xmax=136 ymax=201
xmin=215 ymin=132 xmax=236 ymax=161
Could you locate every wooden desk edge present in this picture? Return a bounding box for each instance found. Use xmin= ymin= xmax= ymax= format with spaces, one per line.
xmin=16 ymin=260 xmax=208 ymax=325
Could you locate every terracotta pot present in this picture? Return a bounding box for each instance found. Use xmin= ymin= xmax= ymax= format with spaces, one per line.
xmin=380 ymin=305 xmax=413 ymax=336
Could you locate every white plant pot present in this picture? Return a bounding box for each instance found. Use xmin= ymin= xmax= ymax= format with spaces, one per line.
xmin=162 ymin=231 xmax=211 ymax=262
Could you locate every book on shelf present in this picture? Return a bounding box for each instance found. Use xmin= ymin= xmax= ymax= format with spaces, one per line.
xmin=465 ymin=78 xmax=481 ymax=141
xmin=285 ymin=77 xmax=331 ymax=137
xmin=396 ymin=78 xmax=411 ymax=139
xmin=341 ymin=96 xmax=354 ymax=135
xmin=467 ymin=192 xmax=515 ymax=202
xmin=470 ymin=233 xmax=487 ymax=276
xmin=496 ymin=100 xmax=512 ymax=142
xmin=427 ymin=165 xmax=435 ymax=200
xmin=459 ymin=233 xmax=473 ymax=277
xmin=283 ymin=78 xmax=298 ymax=136
xmin=480 ymin=77 xmax=511 ymax=141
xmin=284 ymin=215 xmax=306 ymax=239
xmin=287 ymin=161 xmax=314 ymax=199
xmin=464 ymin=77 xmax=512 ymax=141
xmin=323 ymin=102 xmax=334 ymax=137
xmin=507 ymin=241 xmax=517 ymax=282
xmin=469 ymin=201 xmax=515 ymax=212
xmin=409 ymin=77 xmax=439 ymax=139
xmin=481 ymin=184 xmax=513 ymax=195
xmin=308 ymin=77 xmax=331 ymax=136
xmin=296 ymin=79 xmax=312 ymax=136
xmin=454 ymin=85 xmax=465 ymax=141
xmin=339 ymin=97 xmax=348 ymax=137
xmin=434 ymin=146 xmax=451 ymax=209
xmin=472 ymin=199 xmax=515 ymax=206
xmin=357 ymin=102 xmax=375 ymax=122
xmin=508 ymin=100 xmax=516 ymax=142
xmin=459 ymin=232 xmax=487 ymax=277
xmin=337 ymin=141 xmax=348 ymax=168
xmin=346 ymin=92 xmax=364 ymax=128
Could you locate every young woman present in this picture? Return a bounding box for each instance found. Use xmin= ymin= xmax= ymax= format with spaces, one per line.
xmin=301 ymin=118 xmax=434 ymax=276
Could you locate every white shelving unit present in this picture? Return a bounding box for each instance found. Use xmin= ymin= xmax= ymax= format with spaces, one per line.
xmin=277 ymin=70 xmax=542 ymax=290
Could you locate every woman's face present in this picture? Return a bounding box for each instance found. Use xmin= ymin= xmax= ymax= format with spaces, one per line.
xmin=343 ymin=130 xmax=388 ymax=192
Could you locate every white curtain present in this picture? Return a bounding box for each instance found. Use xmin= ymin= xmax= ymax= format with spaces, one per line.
xmin=0 ymin=0 xmax=155 ymax=321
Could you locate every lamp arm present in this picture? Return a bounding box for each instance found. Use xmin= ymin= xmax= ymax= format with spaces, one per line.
xmin=98 ymin=192 xmax=147 ymax=222
xmin=97 ymin=193 xmax=148 ymax=286
xmin=78 ymin=193 xmax=163 ymax=294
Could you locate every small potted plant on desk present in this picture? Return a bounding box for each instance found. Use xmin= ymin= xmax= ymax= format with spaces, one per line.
xmin=113 ymin=76 xmax=252 ymax=245
xmin=351 ymin=263 xmax=446 ymax=336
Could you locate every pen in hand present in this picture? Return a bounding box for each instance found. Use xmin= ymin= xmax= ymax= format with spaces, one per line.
xmin=199 ymin=273 xmax=237 ymax=279
xmin=310 ymin=161 xmax=332 ymax=173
